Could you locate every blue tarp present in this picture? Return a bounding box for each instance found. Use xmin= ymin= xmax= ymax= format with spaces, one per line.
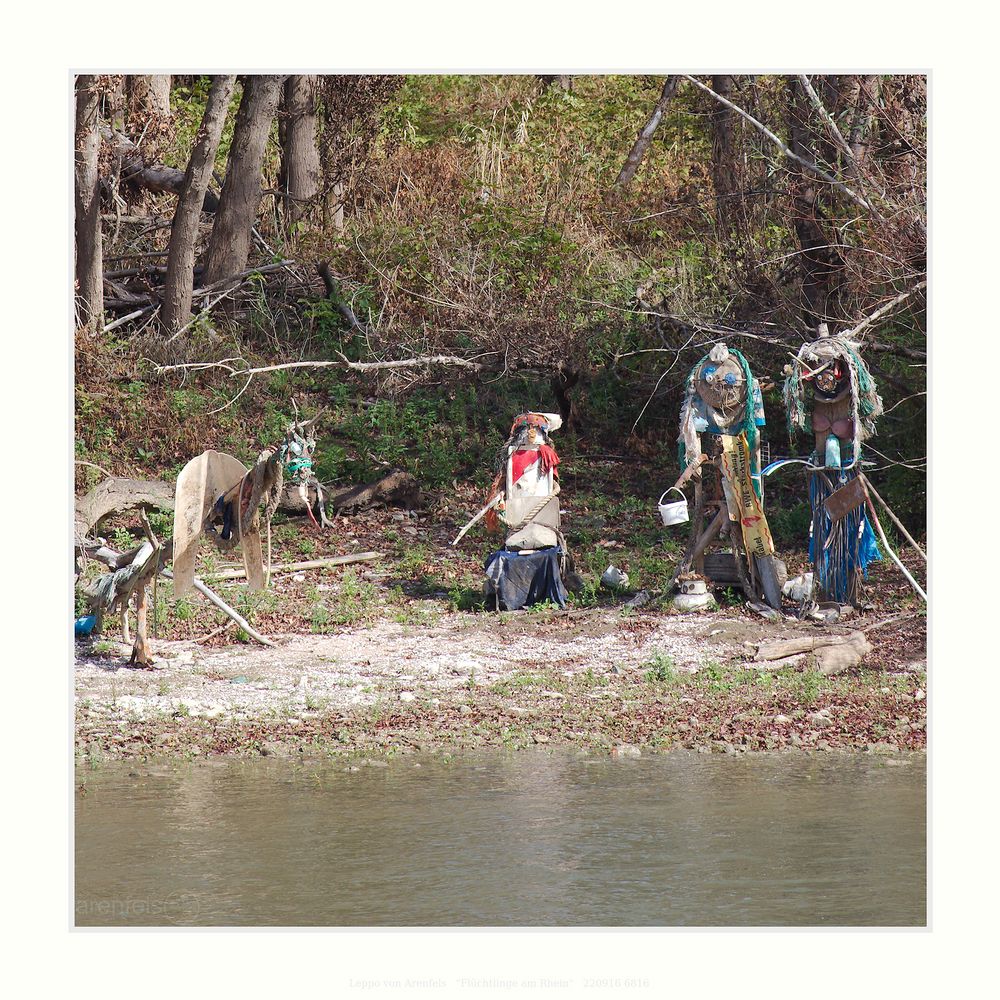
xmin=484 ymin=547 xmax=567 ymax=611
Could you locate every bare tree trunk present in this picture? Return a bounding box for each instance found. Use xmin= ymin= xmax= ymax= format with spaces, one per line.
xmin=614 ymin=76 xmax=678 ymax=188
xmin=202 ymin=75 xmax=283 ymax=286
xmin=162 ymin=75 xmax=237 ymax=335
xmin=538 ymin=75 xmax=573 ymax=91
xmin=148 ymin=75 xmax=171 ymax=116
xmin=279 ymin=75 xmax=321 ymax=228
xmin=710 ymin=74 xmax=741 ymax=234
xmin=786 ymin=75 xmax=844 ymax=332
xmin=849 ymin=74 xmax=880 ymax=164
xmin=126 ymin=75 xmax=172 ymax=120
xmin=75 ymin=75 xmax=104 ymax=333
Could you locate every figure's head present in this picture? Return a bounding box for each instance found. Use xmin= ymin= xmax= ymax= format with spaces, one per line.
xmin=809 ymin=357 xmax=849 ymax=400
xmin=694 ymin=344 xmax=747 ymax=415
xmin=508 ymin=412 xmax=562 ymax=447
xmin=282 ymin=415 xmax=320 ymax=482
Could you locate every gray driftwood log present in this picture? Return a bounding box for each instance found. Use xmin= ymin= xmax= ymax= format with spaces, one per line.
xmin=76 ymin=469 xmax=421 ymax=540
xmin=751 ymin=631 xmax=872 ymax=675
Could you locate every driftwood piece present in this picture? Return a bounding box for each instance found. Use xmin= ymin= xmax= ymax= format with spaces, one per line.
xmin=753 ymin=630 xmax=872 ymax=675
xmin=172 ymin=451 xmax=249 ymax=598
xmin=204 ymin=552 xmax=383 ymax=581
xmin=326 ymin=469 xmax=421 ymax=511
xmin=75 ymin=477 xmax=175 ymax=540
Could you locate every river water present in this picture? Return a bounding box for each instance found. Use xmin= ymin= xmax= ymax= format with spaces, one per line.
xmin=75 ymin=751 xmax=925 ymax=927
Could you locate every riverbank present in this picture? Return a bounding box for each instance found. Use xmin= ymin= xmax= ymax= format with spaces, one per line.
xmin=76 ymin=475 xmax=927 ymax=763
xmin=75 ymin=601 xmax=926 ymax=762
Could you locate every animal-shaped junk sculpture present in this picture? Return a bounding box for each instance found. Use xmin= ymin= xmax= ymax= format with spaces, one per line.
xmin=172 ymin=450 xmax=266 ymax=596
xmin=172 ymin=416 xmax=322 ymax=598
xmin=670 ymin=343 xmax=783 ymax=610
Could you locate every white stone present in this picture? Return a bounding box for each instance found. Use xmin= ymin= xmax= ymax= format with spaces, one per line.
xmin=399 ymin=691 xmax=416 ymax=703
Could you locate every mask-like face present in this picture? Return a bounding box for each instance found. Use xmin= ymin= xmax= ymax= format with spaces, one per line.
xmin=812 ymin=359 xmax=848 ymax=400
xmin=696 ymin=358 xmax=747 ymax=413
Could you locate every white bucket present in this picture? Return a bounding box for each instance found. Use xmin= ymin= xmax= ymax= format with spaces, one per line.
xmin=658 ymin=488 xmax=689 ymax=526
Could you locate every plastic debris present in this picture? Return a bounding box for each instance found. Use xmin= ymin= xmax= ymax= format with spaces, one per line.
xmin=600 ymin=565 xmax=629 ymax=590
xmin=75 ymin=615 xmax=97 ymax=637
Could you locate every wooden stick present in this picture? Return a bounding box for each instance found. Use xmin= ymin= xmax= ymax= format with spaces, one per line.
xmin=671 ymin=453 xmax=709 ymax=492
xmin=691 ymin=505 xmax=728 ymax=562
xmin=203 ymin=551 xmax=383 ymax=581
xmin=863 ymin=498 xmax=927 ymax=602
xmin=191 ymin=620 xmax=236 ymax=644
xmin=859 ymin=474 xmax=927 ymax=563
xmin=159 ymin=569 xmax=277 ymax=647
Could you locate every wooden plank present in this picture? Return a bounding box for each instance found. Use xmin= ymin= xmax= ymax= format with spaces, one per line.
xmin=824 ymin=476 xmax=868 ymax=522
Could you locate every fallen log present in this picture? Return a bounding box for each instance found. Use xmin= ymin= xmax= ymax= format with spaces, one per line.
xmin=329 ymin=469 xmax=420 ymax=510
xmin=752 ymin=630 xmax=872 ymax=676
xmin=204 ymin=552 xmax=383 ymax=581
xmin=75 ymin=477 xmax=175 ymax=540
xmin=76 ymin=469 xmax=418 ymax=546
xmin=275 ymin=474 xmax=406 ymax=519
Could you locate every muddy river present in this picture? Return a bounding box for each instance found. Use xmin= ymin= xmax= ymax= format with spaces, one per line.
xmin=75 ymin=751 xmax=925 ymax=926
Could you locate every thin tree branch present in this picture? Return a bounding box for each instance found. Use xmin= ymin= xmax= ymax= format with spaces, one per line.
xmin=841 ymin=281 xmax=927 ymax=341
xmin=614 ymin=76 xmax=679 ymax=188
xmin=682 ymin=75 xmax=873 ymax=212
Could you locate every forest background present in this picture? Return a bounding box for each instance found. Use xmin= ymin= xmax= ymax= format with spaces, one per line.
xmin=73 ymin=73 xmax=926 ymax=569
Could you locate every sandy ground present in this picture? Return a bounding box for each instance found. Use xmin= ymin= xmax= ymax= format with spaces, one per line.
xmin=75 ymin=606 xmax=926 ymax=761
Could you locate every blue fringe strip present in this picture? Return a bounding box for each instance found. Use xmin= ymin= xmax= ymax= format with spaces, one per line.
xmin=808 ymin=468 xmax=881 ymax=603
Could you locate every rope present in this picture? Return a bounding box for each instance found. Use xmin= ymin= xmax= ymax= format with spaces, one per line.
xmin=507 ymin=494 xmax=556 ymax=530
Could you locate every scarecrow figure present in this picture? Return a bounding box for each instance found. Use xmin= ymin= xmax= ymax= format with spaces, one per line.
xmin=670 ymin=343 xmax=783 ymax=610
xmin=452 ymin=411 xmax=573 ymax=610
xmin=783 ymin=336 xmax=883 ymax=606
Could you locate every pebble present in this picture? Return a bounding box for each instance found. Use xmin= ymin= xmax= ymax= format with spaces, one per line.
xmin=399 ymin=692 xmax=415 ymax=703
xmin=287 ymin=718 xmax=301 ymax=726
xmin=292 ymin=574 xmax=306 ymax=583
xmin=774 ymin=714 xmax=792 ymax=725
xmin=613 ymin=744 xmax=641 ymax=758
xmin=533 ymin=733 xmax=550 ymax=744
xmin=915 ymin=689 xmax=925 ymax=701
xmin=458 ymin=704 xmax=472 ymax=715
xmin=808 ymin=711 xmax=833 ymax=728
